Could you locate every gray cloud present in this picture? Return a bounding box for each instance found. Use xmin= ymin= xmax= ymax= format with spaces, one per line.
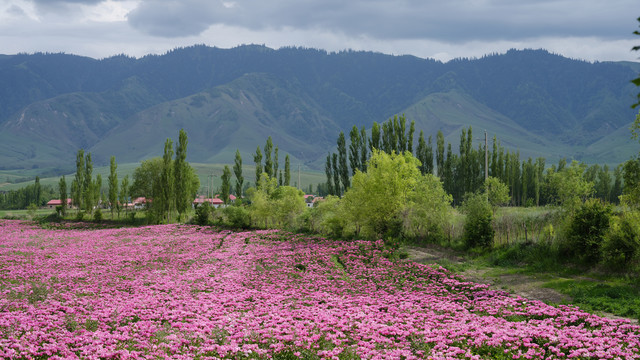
xmin=125 ymin=0 xmax=638 ymax=42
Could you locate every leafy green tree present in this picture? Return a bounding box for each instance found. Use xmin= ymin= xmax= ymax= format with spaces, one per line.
xmin=407 ymin=120 xmax=415 ymax=154
xmin=404 ymin=173 xmax=452 ymax=241
xmin=108 ymin=156 xmax=118 ymax=218
xmin=58 ymin=175 xmax=67 ymax=216
xmin=221 ymin=165 xmax=231 ymax=205
xmin=83 ymin=152 xmax=94 ymax=214
xmin=416 ymin=131 xmax=427 ymax=175
xmin=325 ymin=154 xmax=334 ymax=196
xmin=284 ymin=154 xmax=291 ymax=186
xmin=436 ymin=130 xmax=445 ymax=178
xmin=332 ymin=153 xmax=340 ymax=197
xmin=73 ymin=149 xmax=84 ymax=212
xmin=341 ymin=150 xmax=420 ymax=238
xmin=254 ymin=146 xmax=263 ymax=184
xmin=264 ymin=136 xmax=273 ymax=178
xmin=34 ymin=176 xmax=41 ymax=206
xmin=337 ymin=131 xmax=350 ymax=191
xmin=565 ymin=199 xmax=612 ymax=263
xmin=349 ymin=125 xmax=361 ymax=176
xmin=360 ymin=126 xmax=368 ymax=172
xmin=158 ymin=139 xmax=175 ymax=223
xmin=119 ymin=175 xmax=129 ymax=218
xmin=273 ymin=145 xmax=279 ymax=181
xmin=485 ymin=176 xmax=510 ymax=214
xmin=461 ymin=192 xmax=494 ymax=249
xmin=234 ymin=149 xmax=244 ymax=198
xmin=174 ymin=129 xmax=190 ymax=221
xmin=548 ymin=160 xmax=594 ymax=212
xmin=94 ymin=174 xmax=102 ymax=211
xmin=621 ymin=156 xmax=640 ymax=209
xmin=369 ymin=121 xmax=381 ymax=151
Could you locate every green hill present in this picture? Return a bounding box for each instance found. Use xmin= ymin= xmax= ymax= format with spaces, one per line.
xmin=0 ymin=45 xmax=637 ymax=180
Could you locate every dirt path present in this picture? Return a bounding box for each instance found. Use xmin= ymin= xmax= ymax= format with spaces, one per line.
xmin=406 ymin=245 xmax=637 ymax=323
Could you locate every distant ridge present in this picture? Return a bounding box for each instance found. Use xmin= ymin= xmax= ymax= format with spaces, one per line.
xmin=0 ymin=45 xmax=637 ymax=172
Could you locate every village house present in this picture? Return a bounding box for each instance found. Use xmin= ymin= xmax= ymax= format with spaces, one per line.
xmin=45 ymin=198 xmax=73 ymax=209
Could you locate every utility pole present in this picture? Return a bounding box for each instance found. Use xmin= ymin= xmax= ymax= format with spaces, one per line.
xmin=298 ymin=164 xmax=301 ymax=190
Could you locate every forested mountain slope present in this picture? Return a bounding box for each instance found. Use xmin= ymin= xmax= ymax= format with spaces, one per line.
xmin=0 ymin=45 xmax=637 ymax=171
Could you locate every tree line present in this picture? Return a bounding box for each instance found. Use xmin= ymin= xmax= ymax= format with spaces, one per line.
xmin=0 ymin=177 xmax=56 ymax=210
xmin=324 ymin=115 xmax=625 ymax=207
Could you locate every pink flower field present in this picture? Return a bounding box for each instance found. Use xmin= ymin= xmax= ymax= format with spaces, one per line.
xmin=0 ymin=220 xmax=639 ymax=359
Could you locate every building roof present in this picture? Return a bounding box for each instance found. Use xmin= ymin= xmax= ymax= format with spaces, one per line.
xmin=46 ymin=199 xmax=72 ymax=206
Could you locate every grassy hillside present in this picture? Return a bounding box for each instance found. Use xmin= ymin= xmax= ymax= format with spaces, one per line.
xmin=0 ymin=46 xmax=638 ymax=174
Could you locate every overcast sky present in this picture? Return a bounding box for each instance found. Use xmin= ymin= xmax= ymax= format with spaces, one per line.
xmin=0 ymin=0 xmax=638 ymax=63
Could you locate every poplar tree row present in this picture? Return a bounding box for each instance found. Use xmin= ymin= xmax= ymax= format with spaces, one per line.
xmin=252 ymin=136 xmax=291 ymax=188
xmin=324 ymin=116 xmax=625 ymax=206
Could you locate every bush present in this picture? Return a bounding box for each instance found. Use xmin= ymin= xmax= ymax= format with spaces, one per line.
xmin=93 ymin=208 xmax=103 ymax=222
xmin=603 ymin=212 xmax=640 ymax=270
xmin=461 ymin=192 xmax=494 ymax=249
xmin=222 ymin=205 xmax=251 ymax=228
xmin=564 ymin=198 xmax=612 ymax=263
xmin=194 ymin=203 xmax=211 ymax=226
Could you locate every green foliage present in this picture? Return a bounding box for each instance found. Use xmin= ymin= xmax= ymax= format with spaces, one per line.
xmin=222 ymin=205 xmax=251 ymax=228
xmin=461 ymin=192 xmax=494 ymax=249
xmin=563 ymin=198 xmax=612 ymax=263
xmin=93 ymin=208 xmax=103 ymax=222
xmin=620 ymin=156 xmax=640 ymax=209
xmin=27 ymin=203 xmax=38 ymax=219
xmin=234 ymin=149 xmax=244 ymax=198
xmin=603 ymin=211 xmax=640 ymax=270
xmin=194 ymin=202 xmax=211 ymax=226
xmin=547 ymin=160 xmax=594 ymax=212
xmin=108 ymin=156 xmax=118 ymax=218
xmin=221 ymin=165 xmax=231 ymax=205
xmin=484 ymin=176 xmax=510 ymax=212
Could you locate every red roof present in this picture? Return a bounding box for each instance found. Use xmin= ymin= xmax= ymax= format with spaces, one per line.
xmin=46 ymin=199 xmax=72 ymax=206
xmin=193 ymin=197 xmax=224 ymax=205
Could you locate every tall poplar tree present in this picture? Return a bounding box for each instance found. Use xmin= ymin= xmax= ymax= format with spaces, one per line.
xmin=108 ymin=156 xmax=118 ymax=218
xmin=370 ymin=122 xmax=381 ymax=151
xmin=337 ymin=132 xmax=350 ymax=191
xmin=58 ymin=175 xmax=67 ymax=216
xmin=274 ymin=146 xmax=279 ymax=181
xmin=325 ymin=153 xmax=334 ymax=196
xmin=349 ymin=125 xmax=361 ymax=176
xmin=83 ymin=152 xmax=94 ymax=214
xmin=416 ymin=130 xmax=427 ymax=175
xmin=221 ymin=165 xmax=231 ymax=205
xmin=436 ymin=131 xmax=445 ymax=178
xmin=254 ymin=146 xmax=263 ymax=185
xmin=174 ymin=129 xmax=190 ymax=221
xmin=332 ymin=153 xmax=340 ymax=196
xmin=284 ymin=154 xmax=291 ymax=186
xmin=234 ymin=149 xmax=244 ymax=198
xmin=264 ymin=137 xmax=273 ymax=178
xmin=119 ymin=175 xmax=129 ymax=218
xmin=407 ymin=120 xmax=415 ymax=154
xmin=73 ymin=149 xmax=85 ymax=211
xmin=360 ymin=126 xmax=368 ymax=172
xmin=160 ymin=139 xmax=174 ymax=222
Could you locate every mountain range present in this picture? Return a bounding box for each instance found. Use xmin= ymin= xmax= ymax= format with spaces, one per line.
xmin=0 ymin=45 xmax=638 ymax=174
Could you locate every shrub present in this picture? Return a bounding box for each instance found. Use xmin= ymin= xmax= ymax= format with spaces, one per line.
xmin=603 ymin=212 xmax=640 ymax=270
xmin=194 ymin=203 xmax=211 ymax=226
xmin=93 ymin=208 xmax=103 ymax=222
xmin=564 ymin=198 xmax=612 ymax=263
xmin=222 ymin=205 xmax=251 ymax=229
xmin=461 ymin=192 xmax=494 ymax=249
